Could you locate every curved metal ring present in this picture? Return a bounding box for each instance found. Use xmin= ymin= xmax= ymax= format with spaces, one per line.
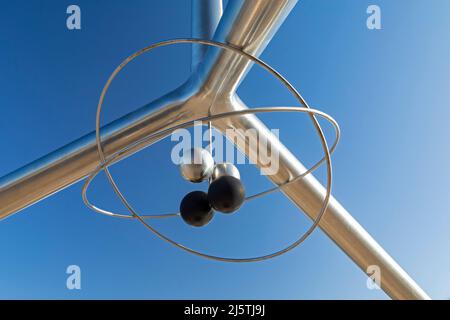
xmin=83 ymin=107 xmax=339 ymax=218
xmin=83 ymin=107 xmax=338 ymax=262
xmin=83 ymin=38 xmax=339 ymax=262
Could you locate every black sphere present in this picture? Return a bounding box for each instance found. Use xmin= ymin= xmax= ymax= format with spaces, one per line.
xmin=208 ymin=176 xmax=245 ymax=213
xmin=180 ymin=191 xmax=214 ymax=227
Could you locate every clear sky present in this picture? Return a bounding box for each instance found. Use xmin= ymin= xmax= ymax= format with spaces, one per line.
xmin=0 ymin=0 xmax=449 ymax=299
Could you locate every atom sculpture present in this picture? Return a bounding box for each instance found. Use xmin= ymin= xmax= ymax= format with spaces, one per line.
xmin=82 ymin=39 xmax=340 ymax=262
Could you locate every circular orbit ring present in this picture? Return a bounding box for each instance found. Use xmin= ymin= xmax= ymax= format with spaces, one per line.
xmin=82 ymin=38 xmax=340 ymax=262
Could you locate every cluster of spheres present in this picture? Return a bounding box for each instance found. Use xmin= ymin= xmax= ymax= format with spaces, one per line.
xmin=179 ymin=148 xmax=245 ymax=227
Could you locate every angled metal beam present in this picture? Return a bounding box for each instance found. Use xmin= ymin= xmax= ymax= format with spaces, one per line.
xmin=212 ymin=95 xmax=430 ymax=300
xmin=0 ymin=0 xmax=430 ymax=300
xmin=196 ymin=0 xmax=297 ymax=95
xmin=0 ymin=83 xmax=203 ymax=216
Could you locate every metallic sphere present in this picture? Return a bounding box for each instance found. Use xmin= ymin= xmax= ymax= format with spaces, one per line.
xmin=208 ymin=176 xmax=245 ymax=214
xmin=211 ymin=163 xmax=240 ymax=181
xmin=179 ymin=148 xmax=214 ymax=183
xmin=180 ymin=191 xmax=214 ymax=227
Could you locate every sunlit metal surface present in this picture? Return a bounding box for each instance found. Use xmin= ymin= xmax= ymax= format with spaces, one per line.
xmin=0 ymin=0 xmax=429 ymax=299
xmin=191 ymin=0 xmax=223 ymax=70
xmin=212 ymin=163 xmax=240 ymax=181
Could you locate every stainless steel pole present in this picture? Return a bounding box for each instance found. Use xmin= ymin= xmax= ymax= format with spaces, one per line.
xmin=0 ymin=83 xmax=203 ymax=217
xmin=0 ymin=0 xmax=430 ymax=299
xmin=212 ymin=96 xmax=431 ymax=300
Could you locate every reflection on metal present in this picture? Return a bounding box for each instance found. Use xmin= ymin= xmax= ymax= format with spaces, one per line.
xmin=0 ymin=0 xmax=429 ymax=299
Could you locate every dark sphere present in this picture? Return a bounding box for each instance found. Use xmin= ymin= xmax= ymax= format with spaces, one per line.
xmin=207 ymin=176 xmax=245 ymax=213
xmin=180 ymin=191 xmax=214 ymax=227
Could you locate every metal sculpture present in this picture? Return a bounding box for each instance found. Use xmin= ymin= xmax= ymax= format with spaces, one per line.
xmin=0 ymin=1 xmax=430 ymax=299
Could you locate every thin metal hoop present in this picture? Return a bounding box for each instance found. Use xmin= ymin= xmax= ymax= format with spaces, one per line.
xmin=84 ymin=38 xmax=339 ymax=262
xmin=83 ymin=107 xmax=339 ymax=218
xmin=82 ymin=107 xmax=338 ymax=262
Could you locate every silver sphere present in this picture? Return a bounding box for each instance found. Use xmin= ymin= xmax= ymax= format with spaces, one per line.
xmin=179 ymin=148 xmax=214 ymax=183
xmin=211 ymin=163 xmax=240 ymax=181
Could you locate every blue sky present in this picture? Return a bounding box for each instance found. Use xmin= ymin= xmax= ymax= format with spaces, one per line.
xmin=1 ymin=0 xmax=449 ymax=299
